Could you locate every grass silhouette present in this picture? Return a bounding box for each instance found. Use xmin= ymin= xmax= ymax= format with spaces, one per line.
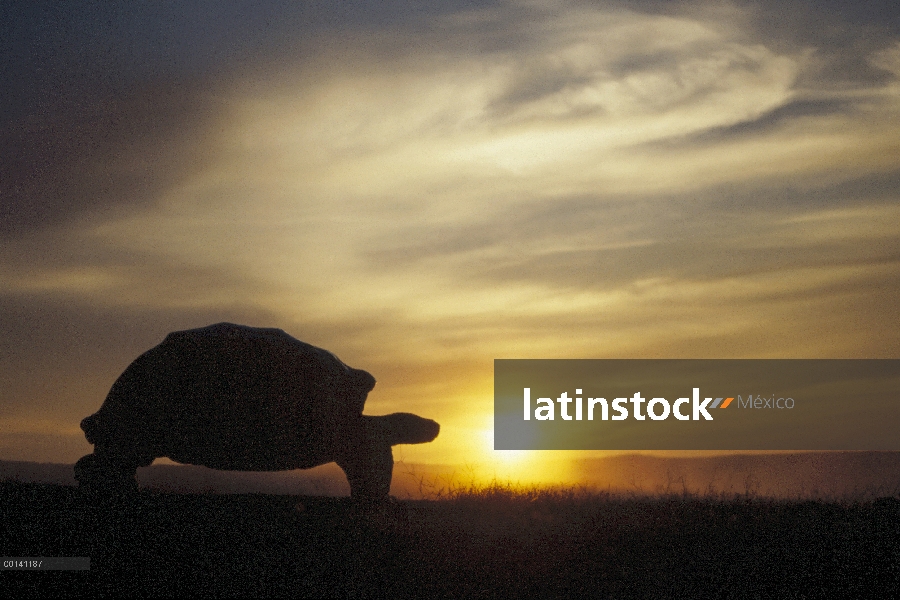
xmin=3 ymin=478 xmax=898 ymax=597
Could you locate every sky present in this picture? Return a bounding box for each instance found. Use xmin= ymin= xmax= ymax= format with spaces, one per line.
xmin=2 ymin=0 xmax=899 ymax=487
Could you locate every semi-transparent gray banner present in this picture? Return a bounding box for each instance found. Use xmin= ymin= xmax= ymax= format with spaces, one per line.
xmin=494 ymin=359 xmax=900 ymax=450
xmin=2 ymin=557 xmax=90 ymax=570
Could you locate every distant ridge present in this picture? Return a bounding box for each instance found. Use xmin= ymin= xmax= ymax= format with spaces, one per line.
xmin=0 ymin=460 xmax=349 ymax=496
xmin=2 ymin=452 xmax=899 ymax=499
xmin=0 ymin=461 xmax=77 ymax=486
xmin=571 ymin=451 xmax=900 ymax=500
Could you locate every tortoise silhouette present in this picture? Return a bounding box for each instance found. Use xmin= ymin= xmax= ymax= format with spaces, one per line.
xmin=74 ymin=323 xmax=439 ymax=499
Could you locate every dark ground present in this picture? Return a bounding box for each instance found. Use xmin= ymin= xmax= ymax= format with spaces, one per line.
xmin=2 ymin=480 xmax=898 ymax=598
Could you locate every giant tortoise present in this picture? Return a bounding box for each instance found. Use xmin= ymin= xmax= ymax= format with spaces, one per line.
xmin=75 ymin=323 xmax=439 ymax=499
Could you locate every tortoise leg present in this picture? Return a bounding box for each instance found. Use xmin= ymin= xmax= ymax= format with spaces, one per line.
xmin=74 ymin=448 xmax=154 ymax=497
xmin=335 ymin=414 xmax=440 ymax=500
xmin=336 ymin=431 xmax=394 ymax=501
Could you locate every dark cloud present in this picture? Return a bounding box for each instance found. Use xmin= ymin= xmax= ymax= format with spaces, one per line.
xmin=604 ymin=0 xmax=900 ymax=39
xmin=0 ymin=81 xmax=223 ymax=237
xmin=738 ymin=0 xmax=900 ymax=39
xmin=491 ymin=69 xmax=599 ymax=119
xmin=660 ymin=98 xmax=856 ymax=145
xmin=734 ymin=0 xmax=899 ymax=88
xmin=0 ymin=2 xmax=235 ymax=238
xmin=0 ymin=1 xmax=517 ymax=239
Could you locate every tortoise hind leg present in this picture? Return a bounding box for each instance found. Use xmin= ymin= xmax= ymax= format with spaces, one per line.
xmin=74 ymin=448 xmax=154 ymax=497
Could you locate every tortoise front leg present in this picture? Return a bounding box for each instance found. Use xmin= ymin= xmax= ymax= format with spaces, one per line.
xmin=74 ymin=448 xmax=153 ymax=497
xmin=335 ymin=436 xmax=394 ymax=501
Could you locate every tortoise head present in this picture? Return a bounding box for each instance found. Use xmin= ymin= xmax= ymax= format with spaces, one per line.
xmin=366 ymin=412 xmax=440 ymax=446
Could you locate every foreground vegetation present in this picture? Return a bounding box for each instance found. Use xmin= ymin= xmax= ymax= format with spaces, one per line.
xmin=3 ymin=479 xmax=898 ymax=597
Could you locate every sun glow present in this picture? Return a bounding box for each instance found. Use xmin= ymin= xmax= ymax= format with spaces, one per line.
xmin=481 ymin=427 xmax=530 ymax=465
xmin=464 ymin=417 xmax=576 ymax=487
